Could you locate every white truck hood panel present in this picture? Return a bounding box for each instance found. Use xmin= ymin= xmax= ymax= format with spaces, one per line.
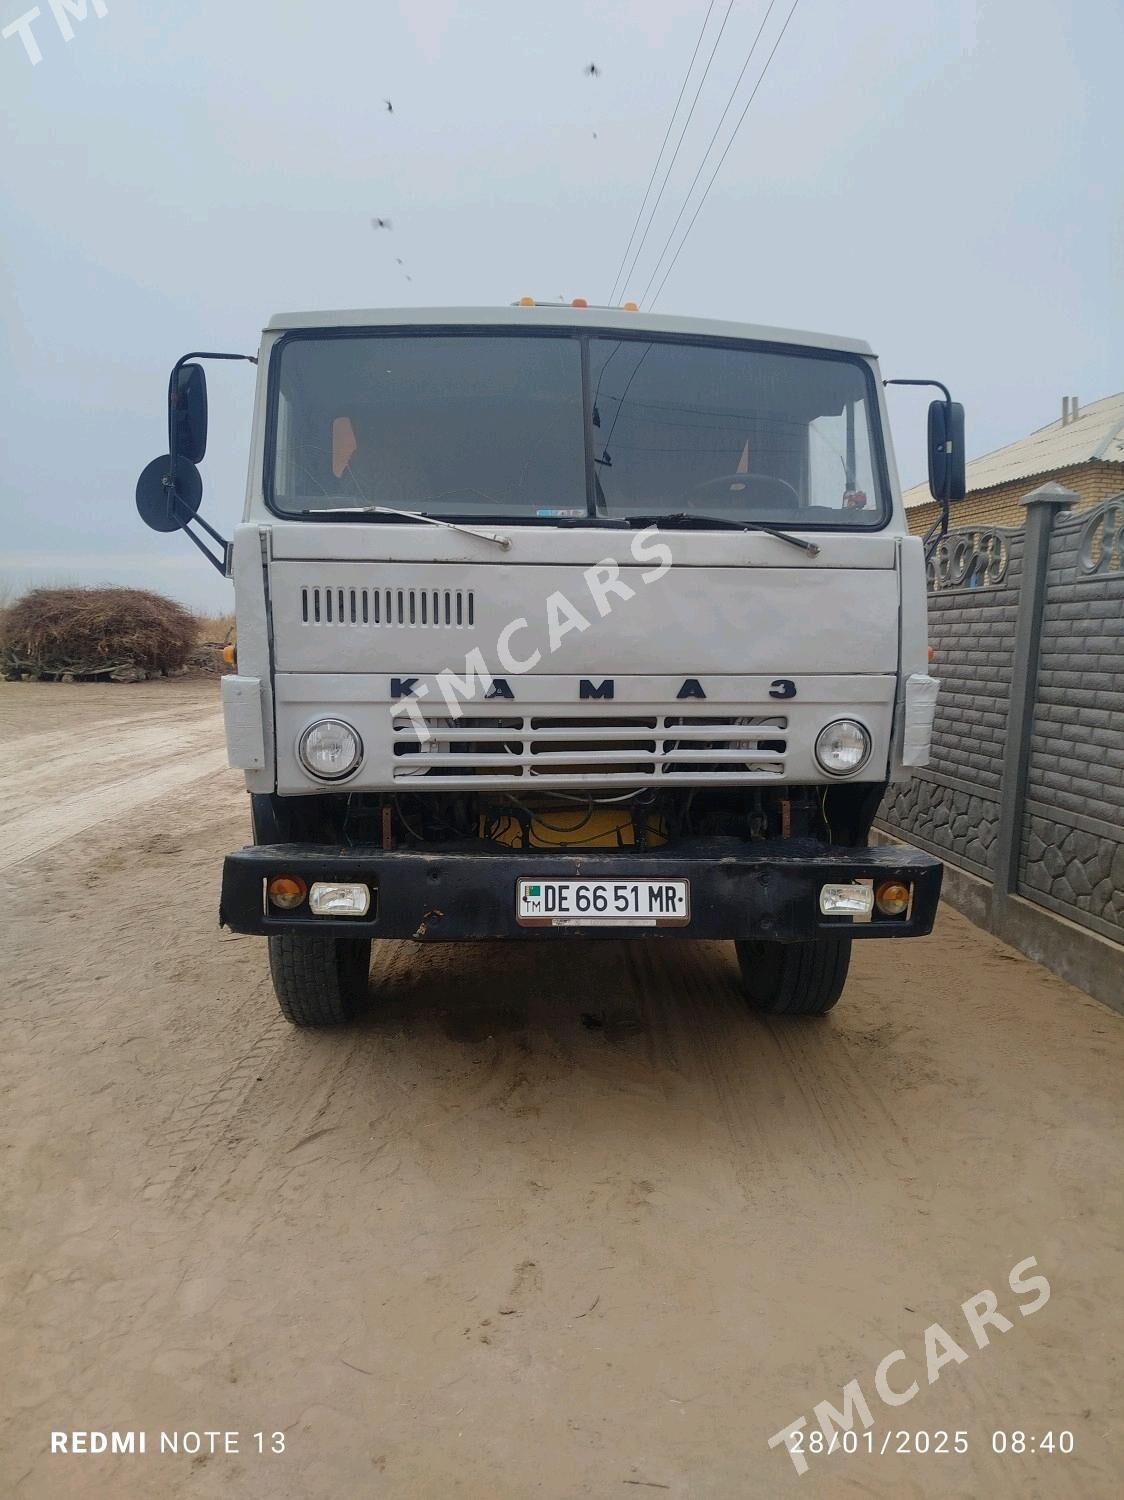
xmin=269 ymin=557 xmax=899 ymax=677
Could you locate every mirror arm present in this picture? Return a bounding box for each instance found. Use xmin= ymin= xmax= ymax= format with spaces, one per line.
xmin=883 ymin=377 xmax=954 ymax=560
xmin=165 ymin=486 xmax=228 ymax=575
xmin=189 ymin=508 xmax=229 ymax=550
xmin=182 ymin=522 xmax=230 ymax=576
xmin=921 ymin=508 xmax=948 ymax=563
xmin=884 ymin=377 xmax=951 ymax=404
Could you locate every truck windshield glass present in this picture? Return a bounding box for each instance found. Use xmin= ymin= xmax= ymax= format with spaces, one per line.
xmin=271 ymin=334 xmax=587 ymax=518
xmin=269 ymin=331 xmax=885 ymax=527
xmin=589 ymin=337 xmax=883 ymax=527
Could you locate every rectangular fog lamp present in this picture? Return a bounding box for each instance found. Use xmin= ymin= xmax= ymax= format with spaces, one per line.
xmin=819 ymin=882 xmax=875 ymax=917
xmin=309 ymin=881 xmax=372 ymax=917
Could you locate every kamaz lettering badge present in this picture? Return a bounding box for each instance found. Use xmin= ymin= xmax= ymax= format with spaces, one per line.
xmin=385 ymin=679 xmax=798 ymax=702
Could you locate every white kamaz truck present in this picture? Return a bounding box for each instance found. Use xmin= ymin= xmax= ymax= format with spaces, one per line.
xmin=137 ymin=303 xmax=964 ymax=1026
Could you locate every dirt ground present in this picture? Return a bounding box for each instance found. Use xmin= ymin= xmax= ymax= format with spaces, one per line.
xmin=1 ymin=680 xmax=1120 ymax=1499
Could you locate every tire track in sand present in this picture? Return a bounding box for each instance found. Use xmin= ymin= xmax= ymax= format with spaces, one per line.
xmin=0 ymin=723 xmax=230 ymax=871
xmin=633 ymin=941 xmax=920 ymax=1197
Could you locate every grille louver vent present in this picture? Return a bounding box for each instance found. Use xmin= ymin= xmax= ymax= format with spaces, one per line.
xmin=392 ymin=711 xmax=787 ymax=786
xmin=300 ymin=586 xmax=475 ymax=628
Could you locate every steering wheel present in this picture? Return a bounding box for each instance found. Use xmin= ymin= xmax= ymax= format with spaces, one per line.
xmin=687 ymin=473 xmax=801 ymax=509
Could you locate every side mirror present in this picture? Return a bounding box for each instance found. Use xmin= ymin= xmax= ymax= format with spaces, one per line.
xmin=136 ymin=455 xmax=203 ymax=532
xmin=138 ymin=349 xmax=254 ymax=573
xmin=170 ymin=362 xmax=209 ymax=464
xmin=928 ymin=399 xmax=966 ymax=501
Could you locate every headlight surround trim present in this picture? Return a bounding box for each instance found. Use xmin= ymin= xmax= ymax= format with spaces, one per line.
xmin=298 ymin=717 xmax=364 ymax=782
xmin=814 ymin=718 xmax=872 ymax=777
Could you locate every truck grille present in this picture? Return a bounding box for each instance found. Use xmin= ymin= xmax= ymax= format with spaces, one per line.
xmin=392 ymin=711 xmax=787 ymax=786
xmin=300 ymin=585 xmax=474 ymax=628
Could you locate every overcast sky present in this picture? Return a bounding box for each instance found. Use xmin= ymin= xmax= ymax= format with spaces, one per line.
xmin=2 ymin=0 xmax=1120 ymax=610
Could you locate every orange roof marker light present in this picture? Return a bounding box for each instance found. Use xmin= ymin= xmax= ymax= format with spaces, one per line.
xmin=514 ymin=296 xmax=636 ymax=310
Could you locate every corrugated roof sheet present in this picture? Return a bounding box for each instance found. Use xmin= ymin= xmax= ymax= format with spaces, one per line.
xmin=903 ymin=390 xmax=1124 ymax=508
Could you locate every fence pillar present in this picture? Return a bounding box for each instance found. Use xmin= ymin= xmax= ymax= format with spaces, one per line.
xmin=992 ymin=481 xmax=1077 ymax=916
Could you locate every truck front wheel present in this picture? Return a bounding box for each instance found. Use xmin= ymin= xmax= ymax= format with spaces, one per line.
xmin=268 ymin=934 xmax=373 ymax=1027
xmin=735 ymin=936 xmax=851 ymax=1016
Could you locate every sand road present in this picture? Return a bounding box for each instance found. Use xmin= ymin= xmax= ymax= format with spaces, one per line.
xmin=1 ymin=680 xmax=1120 ymax=1499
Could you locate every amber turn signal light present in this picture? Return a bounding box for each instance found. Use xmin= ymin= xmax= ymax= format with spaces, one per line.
xmin=875 ymin=880 xmax=911 ymax=917
xmin=268 ymin=875 xmax=308 ymax=910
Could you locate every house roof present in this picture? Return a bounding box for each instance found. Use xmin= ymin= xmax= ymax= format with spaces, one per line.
xmin=903 ymin=389 xmax=1124 ymax=508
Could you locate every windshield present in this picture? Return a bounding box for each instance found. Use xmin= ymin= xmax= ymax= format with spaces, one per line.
xmin=268 ymin=330 xmax=887 ymax=528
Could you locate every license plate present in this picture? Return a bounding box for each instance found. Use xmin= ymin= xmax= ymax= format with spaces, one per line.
xmin=516 ymin=878 xmax=690 ymax=927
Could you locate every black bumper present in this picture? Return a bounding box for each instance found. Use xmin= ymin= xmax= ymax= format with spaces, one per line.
xmin=220 ymin=838 xmax=942 ymax=942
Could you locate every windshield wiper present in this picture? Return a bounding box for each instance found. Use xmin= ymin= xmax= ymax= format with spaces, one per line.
xmin=549 ymin=514 xmax=629 ymax=529
xmin=302 ymin=503 xmax=511 ymax=550
xmin=622 ymin=513 xmax=820 ymax=556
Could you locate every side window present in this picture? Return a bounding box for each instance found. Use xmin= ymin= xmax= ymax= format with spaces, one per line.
xmin=807 ymin=400 xmax=876 ymax=513
xmin=275 ymin=390 xmax=294 ymax=500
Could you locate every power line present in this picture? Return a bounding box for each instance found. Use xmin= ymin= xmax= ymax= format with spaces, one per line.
xmin=638 ymin=0 xmax=781 ymax=307
xmin=648 ymin=0 xmax=801 ymax=309
xmin=614 ymin=0 xmax=736 ymax=306
xmin=597 ymin=344 xmax=655 ymax=464
xmin=606 ymin=1 xmax=717 ymax=307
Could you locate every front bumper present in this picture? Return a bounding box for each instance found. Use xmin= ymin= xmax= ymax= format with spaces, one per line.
xmin=220 ymin=838 xmax=942 ymax=942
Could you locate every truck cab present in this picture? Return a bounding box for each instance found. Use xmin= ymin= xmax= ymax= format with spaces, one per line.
xmin=138 ymin=304 xmax=960 ymax=1026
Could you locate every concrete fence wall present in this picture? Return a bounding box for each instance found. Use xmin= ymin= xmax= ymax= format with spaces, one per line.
xmin=878 ymin=485 xmax=1124 ymax=1008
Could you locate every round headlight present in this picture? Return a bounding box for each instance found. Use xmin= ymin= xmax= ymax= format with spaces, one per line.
xmin=814 ymin=719 xmax=871 ymax=776
xmin=298 ymin=718 xmax=363 ymax=781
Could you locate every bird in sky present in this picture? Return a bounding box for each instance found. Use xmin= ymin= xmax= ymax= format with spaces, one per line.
xmin=371 ymin=217 xmax=393 ymax=230
xmin=584 ymin=62 xmax=600 ymax=76
xmin=384 ymin=99 xmax=393 ymax=113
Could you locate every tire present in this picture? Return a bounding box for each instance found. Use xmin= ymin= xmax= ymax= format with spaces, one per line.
xmin=268 ymin=933 xmax=373 ymax=1027
xmin=735 ymin=935 xmax=852 ymax=1016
